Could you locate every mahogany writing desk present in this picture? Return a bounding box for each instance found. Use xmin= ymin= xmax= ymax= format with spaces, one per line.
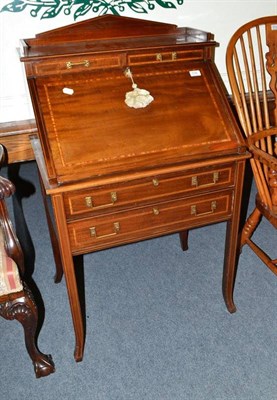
xmin=20 ymin=16 xmax=249 ymax=361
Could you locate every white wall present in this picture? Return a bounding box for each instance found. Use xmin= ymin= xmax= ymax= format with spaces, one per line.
xmin=0 ymin=0 xmax=276 ymax=123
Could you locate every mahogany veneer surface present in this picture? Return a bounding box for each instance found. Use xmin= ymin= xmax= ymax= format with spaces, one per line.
xmin=20 ymin=15 xmax=249 ymax=361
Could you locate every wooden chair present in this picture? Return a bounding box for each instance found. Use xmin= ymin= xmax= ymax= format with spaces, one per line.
xmin=226 ymin=16 xmax=277 ymax=274
xmin=0 ymin=145 xmax=55 ymax=377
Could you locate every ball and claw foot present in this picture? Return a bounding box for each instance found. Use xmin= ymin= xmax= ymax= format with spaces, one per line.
xmin=34 ymin=353 xmax=55 ymax=378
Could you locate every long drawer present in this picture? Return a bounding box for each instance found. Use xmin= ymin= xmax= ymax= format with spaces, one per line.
xmin=127 ymin=49 xmax=204 ymax=65
xmin=31 ymin=54 xmax=123 ymax=76
xmin=63 ymin=164 xmax=235 ymax=219
xmin=68 ymin=190 xmax=232 ymax=254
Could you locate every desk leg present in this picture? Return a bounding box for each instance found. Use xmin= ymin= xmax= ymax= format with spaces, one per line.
xmin=38 ymin=173 xmax=63 ymax=283
xmin=51 ymin=194 xmax=84 ymax=362
xmin=179 ymin=230 xmax=189 ymax=251
xmin=222 ymin=160 xmax=246 ymax=313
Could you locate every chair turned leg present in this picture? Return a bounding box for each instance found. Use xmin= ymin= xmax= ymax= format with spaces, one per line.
xmin=0 ymin=285 xmax=55 ymax=378
xmin=240 ymin=207 xmax=262 ymax=249
xmin=179 ymin=230 xmax=189 ymax=251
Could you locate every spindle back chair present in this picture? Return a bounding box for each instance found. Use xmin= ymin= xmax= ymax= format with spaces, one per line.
xmin=226 ymin=16 xmax=277 ymax=274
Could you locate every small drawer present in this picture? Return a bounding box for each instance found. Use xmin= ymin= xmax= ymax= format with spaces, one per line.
xmin=68 ymin=190 xmax=232 ymax=253
xmin=128 ymin=49 xmax=204 ymax=65
xmin=33 ymin=55 xmax=122 ymax=76
xmin=63 ymin=165 xmax=235 ymax=218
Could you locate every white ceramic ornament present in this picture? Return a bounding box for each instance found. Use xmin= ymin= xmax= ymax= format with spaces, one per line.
xmin=124 ymin=68 xmax=154 ymax=109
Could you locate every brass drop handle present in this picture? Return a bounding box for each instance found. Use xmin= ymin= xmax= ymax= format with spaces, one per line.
xmin=156 ymin=52 xmax=177 ymax=61
xmin=191 ymin=201 xmax=217 ymax=217
xmin=90 ymin=222 xmax=120 ymax=239
xmin=191 ymin=172 xmax=219 ymax=188
xmin=152 ymin=178 xmax=159 ymax=187
xmin=85 ymin=192 xmax=117 ymax=209
xmin=66 ymin=60 xmax=90 ymax=69
xmin=152 ymin=207 xmax=160 ymax=215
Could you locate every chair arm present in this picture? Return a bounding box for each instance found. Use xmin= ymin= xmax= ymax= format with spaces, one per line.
xmin=0 ymin=144 xmax=24 ymax=274
xmin=247 ymin=127 xmax=277 ymax=146
xmin=0 ymin=145 xmax=15 ymax=200
xmin=0 ymin=145 xmax=23 ymax=296
xmin=249 ymin=144 xmax=277 ymax=170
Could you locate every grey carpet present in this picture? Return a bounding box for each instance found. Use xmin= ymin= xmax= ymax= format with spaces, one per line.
xmin=1 ymin=161 xmax=276 ymax=400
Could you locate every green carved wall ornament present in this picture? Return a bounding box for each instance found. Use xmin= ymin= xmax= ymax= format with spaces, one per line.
xmin=0 ymin=0 xmax=184 ymax=19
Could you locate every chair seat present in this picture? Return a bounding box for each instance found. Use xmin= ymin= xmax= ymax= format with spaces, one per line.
xmin=0 ymin=253 xmax=23 ymax=296
xmin=0 ymin=228 xmax=23 ymax=296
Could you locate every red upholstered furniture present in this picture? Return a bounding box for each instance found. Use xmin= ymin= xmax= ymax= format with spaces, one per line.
xmin=0 ymin=145 xmax=55 ymax=378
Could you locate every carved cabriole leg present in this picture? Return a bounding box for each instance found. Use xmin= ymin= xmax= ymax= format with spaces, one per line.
xmin=240 ymin=207 xmax=262 ymax=249
xmin=0 ymin=285 xmax=55 ymax=378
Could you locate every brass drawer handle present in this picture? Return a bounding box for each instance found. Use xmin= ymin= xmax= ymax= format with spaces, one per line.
xmin=191 ymin=201 xmax=217 ymax=216
xmin=191 ymin=172 xmax=219 ymax=188
xmin=90 ymin=222 xmax=120 ymax=239
xmin=66 ymin=60 xmax=90 ymax=69
xmin=85 ymin=192 xmax=117 ymax=209
xmin=152 ymin=207 xmax=160 ymax=215
xmin=156 ymin=52 xmax=177 ymax=62
xmin=172 ymin=52 xmax=177 ymax=60
xmin=152 ymin=178 xmax=159 ymax=187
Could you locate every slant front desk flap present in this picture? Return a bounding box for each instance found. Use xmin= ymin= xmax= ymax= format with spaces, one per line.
xmin=20 ymin=16 xmax=245 ymax=185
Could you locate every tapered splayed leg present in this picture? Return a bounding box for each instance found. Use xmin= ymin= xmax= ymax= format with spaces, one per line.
xmin=38 ymin=172 xmax=63 ymax=283
xmin=179 ymin=230 xmax=189 ymax=251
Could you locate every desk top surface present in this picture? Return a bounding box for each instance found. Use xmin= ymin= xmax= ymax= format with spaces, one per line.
xmin=20 ymin=15 xmax=216 ymax=59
